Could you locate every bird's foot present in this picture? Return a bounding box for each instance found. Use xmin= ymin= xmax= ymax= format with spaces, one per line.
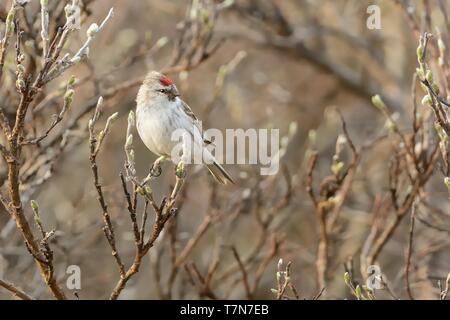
xmin=142 ymin=156 xmax=167 ymax=184
xmin=141 ymin=165 xmax=161 ymax=185
xmin=150 ymin=163 xmax=162 ymax=177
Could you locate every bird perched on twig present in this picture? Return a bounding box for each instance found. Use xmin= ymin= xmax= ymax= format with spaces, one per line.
xmin=136 ymin=71 xmax=234 ymax=185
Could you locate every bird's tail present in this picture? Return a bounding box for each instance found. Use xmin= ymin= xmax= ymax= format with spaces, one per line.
xmin=206 ymin=161 xmax=234 ymax=185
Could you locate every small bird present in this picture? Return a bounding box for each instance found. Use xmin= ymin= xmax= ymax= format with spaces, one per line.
xmin=136 ymin=71 xmax=234 ymax=185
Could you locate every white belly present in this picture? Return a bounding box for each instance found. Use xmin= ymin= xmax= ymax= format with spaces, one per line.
xmin=136 ymin=99 xmax=198 ymax=159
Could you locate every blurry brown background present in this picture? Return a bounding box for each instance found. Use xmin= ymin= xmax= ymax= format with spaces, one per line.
xmin=0 ymin=0 xmax=449 ymax=300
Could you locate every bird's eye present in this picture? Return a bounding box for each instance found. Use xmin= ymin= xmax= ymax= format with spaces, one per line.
xmin=157 ymin=89 xmax=166 ymax=93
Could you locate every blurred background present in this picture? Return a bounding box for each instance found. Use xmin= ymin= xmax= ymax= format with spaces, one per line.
xmin=0 ymin=0 xmax=449 ymax=300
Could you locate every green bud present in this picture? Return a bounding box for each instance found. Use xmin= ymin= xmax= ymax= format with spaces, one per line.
xmin=16 ymin=79 xmax=25 ymax=91
xmin=331 ymin=161 xmax=344 ymax=175
xmin=136 ymin=186 xmax=145 ymax=195
xmin=129 ymin=149 xmax=135 ymax=162
xmin=344 ymin=272 xmax=351 ymax=286
xmin=200 ymin=9 xmax=210 ymax=24
xmin=363 ymin=286 xmax=375 ymax=300
xmin=34 ymin=215 xmax=41 ymax=225
xmin=97 ymin=130 xmax=104 ymax=142
xmin=17 ymin=64 xmax=25 ymax=74
xmin=355 ymin=285 xmax=363 ymax=299
xmin=417 ymin=43 xmax=424 ymax=63
xmin=68 ymin=75 xmax=77 ymax=87
xmin=144 ymin=186 xmax=152 ymax=194
xmin=97 ymin=96 xmax=104 ymax=108
xmin=6 ymin=8 xmax=16 ymax=34
xmin=371 ymin=94 xmax=387 ymax=112
xmin=416 ymin=67 xmax=425 ymax=80
xmin=128 ymin=111 xmax=135 ymax=126
xmin=278 ymin=258 xmax=283 ymax=269
xmin=432 ymin=83 xmax=440 ymax=95
xmin=425 ymin=70 xmax=433 ymax=83
xmin=126 ymin=134 xmax=133 ymax=147
xmin=108 ymin=112 xmax=119 ymax=123
xmin=176 ymin=162 xmax=185 ymax=178
xmin=421 ymin=94 xmax=432 ymax=106
xmin=40 ymin=0 xmax=49 ymax=6
xmin=64 ymin=89 xmax=75 ymax=104
xmin=30 ymin=200 xmax=39 ymax=210
xmin=444 ymin=177 xmax=450 ymax=190
xmin=385 ymin=119 xmax=397 ymax=133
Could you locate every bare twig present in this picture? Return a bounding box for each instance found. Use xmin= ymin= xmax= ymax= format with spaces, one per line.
xmin=0 ymin=279 xmax=34 ymax=300
xmin=405 ymin=203 xmax=417 ymax=300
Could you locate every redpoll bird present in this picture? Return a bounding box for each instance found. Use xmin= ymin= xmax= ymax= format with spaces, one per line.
xmin=136 ymin=71 xmax=234 ymax=185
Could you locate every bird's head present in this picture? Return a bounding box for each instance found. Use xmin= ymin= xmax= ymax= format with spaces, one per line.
xmin=139 ymin=71 xmax=180 ymax=103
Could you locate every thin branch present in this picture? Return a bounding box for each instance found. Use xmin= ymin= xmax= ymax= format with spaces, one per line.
xmin=405 ymin=203 xmax=417 ymax=300
xmin=231 ymin=246 xmax=252 ymax=300
xmin=0 ymin=279 xmax=34 ymax=300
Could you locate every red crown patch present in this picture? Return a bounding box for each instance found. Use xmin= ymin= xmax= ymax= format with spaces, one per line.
xmin=159 ymin=75 xmax=173 ymax=86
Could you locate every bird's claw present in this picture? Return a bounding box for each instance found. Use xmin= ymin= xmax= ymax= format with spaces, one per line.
xmin=142 ymin=156 xmax=166 ymax=185
xmin=150 ymin=163 xmax=162 ymax=177
xmin=141 ymin=165 xmax=161 ymax=185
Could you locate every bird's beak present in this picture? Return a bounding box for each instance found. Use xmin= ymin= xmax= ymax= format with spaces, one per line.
xmin=168 ymin=85 xmax=179 ymax=100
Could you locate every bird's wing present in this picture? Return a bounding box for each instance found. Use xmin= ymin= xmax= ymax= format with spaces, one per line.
xmin=179 ymin=99 xmax=213 ymax=145
xmin=179 ymin=99 xmax=198 ymax=122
